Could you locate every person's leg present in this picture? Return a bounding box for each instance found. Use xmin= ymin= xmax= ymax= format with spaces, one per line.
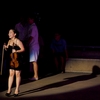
xmin=54 ymin=57 xmax=59 ymax=72
xmin=33 ymin=61 xmax=38 ymax=79
xmin=7 ymin=69 xmax=15 ymax=93
xmin=60 ymin=56 xmax=66 ymax=73
xmin=14 ymin=70 xmax=21 ymax=94
xmin=29 ymin=49 xmax=39 ymax=80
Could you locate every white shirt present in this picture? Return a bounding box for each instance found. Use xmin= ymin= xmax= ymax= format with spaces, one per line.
xmin=28 ymin=23 xmax=39 ymax=50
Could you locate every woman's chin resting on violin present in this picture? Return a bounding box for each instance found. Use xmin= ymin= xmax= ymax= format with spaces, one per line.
xmin=4 ymin=29 xmax=25 ymax=97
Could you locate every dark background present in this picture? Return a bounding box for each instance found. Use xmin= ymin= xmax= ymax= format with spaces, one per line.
xmin=0 ymin=1 xmax=99 ymax=46
xmin=0 ymin=0 xmax=100 ymax=78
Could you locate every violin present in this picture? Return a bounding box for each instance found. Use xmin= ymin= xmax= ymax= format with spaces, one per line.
xmin=10 ymin=43 xmax=19 ymax=68
xmin=10 ymin=52 xmax=19 ymax=68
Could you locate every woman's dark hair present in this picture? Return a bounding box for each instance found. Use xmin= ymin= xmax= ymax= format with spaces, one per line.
xmin=10 ymin=28 xmax=19 ymax=38
xmin=14 ymin=29 xmax=19 ymax=38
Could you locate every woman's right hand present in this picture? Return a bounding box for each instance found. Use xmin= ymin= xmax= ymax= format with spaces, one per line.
xmin=3 ymin=43 xmax=7 ymax=50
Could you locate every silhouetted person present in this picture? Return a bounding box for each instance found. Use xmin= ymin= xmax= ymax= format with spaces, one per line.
xmin=50 ymin=32 xmax=68 ymax=73
xmin=26 ymin=15 xmax=40 ymax=81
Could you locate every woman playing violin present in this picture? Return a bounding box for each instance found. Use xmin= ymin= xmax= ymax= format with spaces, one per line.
xmin=4 ymin=28 xmax=25 ymax=97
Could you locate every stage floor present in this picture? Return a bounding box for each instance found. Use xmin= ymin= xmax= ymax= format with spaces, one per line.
xmin=0 ymin=72 xmax=100 ymax=100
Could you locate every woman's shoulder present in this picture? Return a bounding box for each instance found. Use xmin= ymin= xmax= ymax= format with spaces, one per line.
xmin=15 ymin=38 xmax=22 ymax=43
xmin=15 ymin=38 xmax=20 ymax=41
xmin=8 ymin=39 xmax=11 ymax=43
xmin=15 ymin=38 xmax=24 ymax=46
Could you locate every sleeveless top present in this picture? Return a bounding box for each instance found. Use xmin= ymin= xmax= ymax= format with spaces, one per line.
xmin=6 ymin=44 xmax=22 ymax=70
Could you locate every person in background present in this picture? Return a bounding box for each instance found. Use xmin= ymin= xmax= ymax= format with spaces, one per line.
xmin=50 ymin=32 xmax=68 ymax=73
xmin=26 ymin=14 xmax=40 ymax=81
xmin=4 ymin=29 xmax=25 ymax=97
xmin=14 ymin=16 xmax=29 ymax=78
xmin=14 ymin=15 xmax=28 ymax=43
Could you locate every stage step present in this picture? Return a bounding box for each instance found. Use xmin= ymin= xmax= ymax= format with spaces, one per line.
xmin=65 ymin=58 xmax=100 ymax=73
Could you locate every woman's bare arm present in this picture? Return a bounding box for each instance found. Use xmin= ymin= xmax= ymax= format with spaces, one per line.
xmin=16 ymin=39 xmax=25 ymax=53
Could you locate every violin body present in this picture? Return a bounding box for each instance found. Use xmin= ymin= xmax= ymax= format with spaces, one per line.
xmin=10 ymin=52 xmax=19 ymax=68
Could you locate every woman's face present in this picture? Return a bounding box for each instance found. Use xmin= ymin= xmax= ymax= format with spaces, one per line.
xmin=8 ymin=29 xmax=16 ymax=39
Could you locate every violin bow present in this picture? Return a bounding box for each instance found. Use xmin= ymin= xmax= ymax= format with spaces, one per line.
xmin=0 ymin=44 xmax=5 ymax=75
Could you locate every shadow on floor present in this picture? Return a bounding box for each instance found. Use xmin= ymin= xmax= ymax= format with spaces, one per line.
xmin=6 ymin=65 xmax=100 ymax=98
xmin=0 ymin=65 xmax=100 ymax=100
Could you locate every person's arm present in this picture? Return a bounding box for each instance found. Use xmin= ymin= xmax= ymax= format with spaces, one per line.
xmin=15 ymin=39 xmax=25 ymax=53
xmin=65 ymin=49 xmax=68 ymax=61
xmin=3 ymin=40 xmax=10 ymax=50
xmin=63 ymin=39 xmax=68 ymax=60
xmin=50 ymin=40 xmax=56 ymax=53
xmin=26 ymin=26 xmax=37 ymax=46
xmin=26 ymin=36 xmax=33 ymax=46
